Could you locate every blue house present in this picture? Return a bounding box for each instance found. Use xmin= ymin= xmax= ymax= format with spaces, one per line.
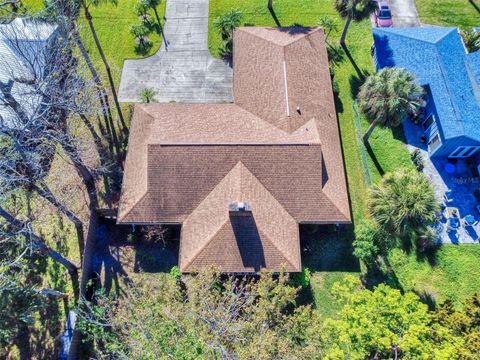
xmin=373 ymin=27 xmax=480 ymax=159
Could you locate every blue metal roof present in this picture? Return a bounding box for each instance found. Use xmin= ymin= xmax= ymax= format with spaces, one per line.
xmin=373 ymin=27 xmax=480 ymax=142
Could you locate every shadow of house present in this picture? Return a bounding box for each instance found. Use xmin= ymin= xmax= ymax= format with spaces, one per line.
xmin=371 ymin=34 xmax=394 ymax=67
xmin=231 ymin=214 xmax=266 ymax=272
xmin=300 ymin=224 xmax=360 ymax=273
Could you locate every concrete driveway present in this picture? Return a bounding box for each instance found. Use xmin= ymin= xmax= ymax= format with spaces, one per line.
xmin=118 ymin=0 xmax=233 ymax=103
xmin=389 ymin=0 xmax=420 ymax=27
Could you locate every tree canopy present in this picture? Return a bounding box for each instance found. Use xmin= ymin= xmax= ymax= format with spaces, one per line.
xmin=322 ymin=276 xmax=463 ymax=360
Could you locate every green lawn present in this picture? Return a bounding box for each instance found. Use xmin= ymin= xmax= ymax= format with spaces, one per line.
xmin=388 ymin=245 xmax=480 ymax=306
xmin=415 ymin=0 xmax=480 ymax=28
xmin=78 ymin=0 xmax=166 ymax=84
xmin=22 ymin=0 xmax=166 ymax=84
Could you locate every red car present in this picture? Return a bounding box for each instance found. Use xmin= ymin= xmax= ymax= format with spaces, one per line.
xmin=375 ymin=2 xmax=393 ymax=27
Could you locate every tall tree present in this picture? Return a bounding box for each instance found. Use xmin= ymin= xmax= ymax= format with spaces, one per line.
xmin=77 ymin=268 xmax=321 ymax=359
xmin=335 ymin=0 xmax=376 ymax=46
xmin=79 ymin=0 xmax=128 ymax=135
xmin=358 ymin=67 xmax=424 ymax=144
xmin=0 ymin=140 xmax=87 ymax=259
xmin=368 ymin=169 xmax=439 ymax=237
xmin=0 ymin=206 xmax=79 ymax=276
xmin=322 ymin=276 xmax=462 ymax=359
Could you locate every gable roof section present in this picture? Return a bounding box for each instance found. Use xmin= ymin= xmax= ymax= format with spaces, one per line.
xmin=233 ymin=27 xmax=333 ymax=133
xmin=373 ymin=27 xmax=480 ymax=142
xmin=180 ymin=161 xmax=301 ymax=272
xmin=233 ymin=26 xmax=350 ymax=219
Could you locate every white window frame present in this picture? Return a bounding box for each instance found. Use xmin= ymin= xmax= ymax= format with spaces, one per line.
xmin=428 ymin=133 xmax=442 ymax=153
xmin=422 ymin=114 xmax=435 ymax=132
xmin=448 ymin=146 xmax=480 ymax=158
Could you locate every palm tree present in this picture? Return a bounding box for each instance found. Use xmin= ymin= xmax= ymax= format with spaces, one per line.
xmin=335 ymin=0 xmax=376 ymax=46
xmin=359 ymin=67 xmax=424 ymax=144
xmin=134 ymin=0 xmax=152 ymax=24
xmin=213 ymin=9 xmax=243 ymax=56
xmin=79 ymin=0 xmax=128 ymax=135
xmin=131 ymin=23 xmax=151 ymax=49
xmin=461 ymin=29 xmax=480 ymax=53
xmin=368 ymin=169 xmax=439 ymax=237
xmin=144 ymin=0 xmax=162 ymax=28
xmin=213 ymin=9 xmax=242 ymax=40
xmin=139 ymin=87 xmax=156 ymax=103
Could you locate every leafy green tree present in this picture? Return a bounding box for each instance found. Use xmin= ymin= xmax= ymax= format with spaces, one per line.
xmin=433 ymin=294 xmax=480 ymax=359
xmin=322 ymin=276 xmax=462 ymax=359
xmin=213 ymin=9 xmax=243 ymax=57
xmin=368 ymin=169 xmax=439 ymax=237
xmin=353 ymin=219 xmax=393 ymax=266
xmin=78 ymin=268 xmax=321 ymax=359
xmin=359 ymin=67 xmax=424 ymax=144
xmin=334 ymin=0 xmax=376 ymax=46
xmin=461 ymin=29 xmax=480 ymax=53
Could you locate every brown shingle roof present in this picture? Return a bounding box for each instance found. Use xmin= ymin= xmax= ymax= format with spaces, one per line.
xmin=180 ymin=161 xmax=300 ymax=272
xmin=118 ymin=26 xmax=351 ymax=273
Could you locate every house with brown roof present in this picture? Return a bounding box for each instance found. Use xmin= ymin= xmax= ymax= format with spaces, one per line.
xmin=117 ymin=26 xmax=351 ymax=273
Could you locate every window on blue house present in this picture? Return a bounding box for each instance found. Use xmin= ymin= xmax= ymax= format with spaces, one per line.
xmin=428 ymin=133 xmax=441 ymax=153
xmin=449 ymin=146 xmax=480 ymax=158
xmin=422 ymin=114 xmax=435 ymax=132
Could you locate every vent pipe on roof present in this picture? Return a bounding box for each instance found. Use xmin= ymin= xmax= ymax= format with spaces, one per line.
xmin=229 ymin=202 xmax=252 ymax=216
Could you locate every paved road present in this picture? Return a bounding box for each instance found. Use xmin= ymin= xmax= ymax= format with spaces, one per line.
xmin=388 ymin=0 xmax=420 ymax=27
xmin=118 ymin=0 xmax=233 ymax=103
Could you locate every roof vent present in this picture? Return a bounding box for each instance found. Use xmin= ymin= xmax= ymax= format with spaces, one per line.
xmin=229 ymin=201 xmax=252 ymax=213
xmin=296 ymin=106 xmax=301 ymax=114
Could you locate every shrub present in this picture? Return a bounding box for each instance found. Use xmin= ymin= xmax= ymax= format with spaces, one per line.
xmin=213 ymin=9 xmax=242 ymax=57
xmin=411 ymin=149 xmax=424 ymax=172
xmin=130 ymin=23 xmax=152 ymax=53
xmin=290 ymin=267 xmax=311 ymax=289
xmin=354 ymin=219 xmax=395 ymax=266
xmin=139 ymin=87 xmax=157 ymax=103
xmin=169 ymin=266 xmax=181 ymax=279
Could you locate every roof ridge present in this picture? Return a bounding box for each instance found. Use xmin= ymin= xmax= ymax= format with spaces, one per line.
xmin=181 ymin=218 xmax=230 ymax=272
xmin=152 ymin=143 xmax=315 ymax=147
xmin=258 ymin=229 xmax=299 ymax=272
xmin=236 ymin=26 xmax=321 ymax=47
xmin=238 ymin=162 xmax=300 ymax=267
xmin=374 ymin=27 xmax=456 ymax=44
xmin=180 ymin=162 xmax=243 ymax=270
